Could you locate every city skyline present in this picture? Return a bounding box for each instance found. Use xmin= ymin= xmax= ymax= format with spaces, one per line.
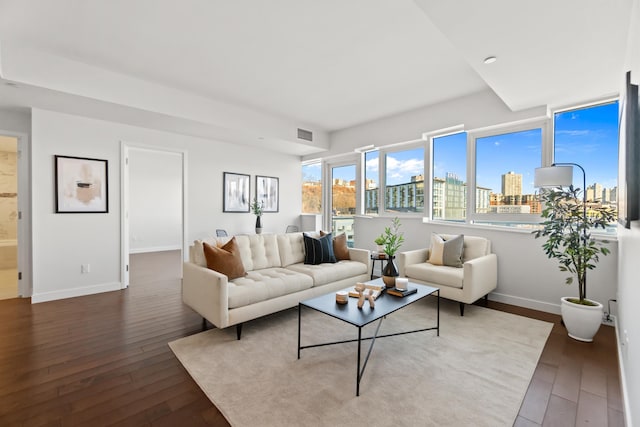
xmin=309 ymin=101 xmax=619 ymax=197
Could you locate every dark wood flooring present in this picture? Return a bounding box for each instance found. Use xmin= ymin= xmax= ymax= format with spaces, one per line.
xmin=0 ymin=251 xmax=624 ymax=426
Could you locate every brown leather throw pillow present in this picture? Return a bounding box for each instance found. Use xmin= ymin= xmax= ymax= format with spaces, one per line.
xmin=203 ymin=237 xmax=247 ymax=280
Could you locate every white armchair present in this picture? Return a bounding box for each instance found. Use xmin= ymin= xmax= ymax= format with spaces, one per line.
xmin=398 ymin=234 xmax=497 ymax=316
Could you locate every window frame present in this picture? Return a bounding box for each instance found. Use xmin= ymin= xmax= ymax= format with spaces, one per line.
xmin=377 ymin=141 xmax=427 ymax=217
xmin=427 ymin=128 xmax=467 ymax=222
xmin=467 ymin=117 xmax=549 ymax=225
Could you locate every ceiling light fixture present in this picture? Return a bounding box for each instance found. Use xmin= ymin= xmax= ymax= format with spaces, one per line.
xmin=483 ymin=56 xmax=497 ymax=64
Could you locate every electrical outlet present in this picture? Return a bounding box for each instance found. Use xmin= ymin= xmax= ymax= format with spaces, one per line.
xmin=81 ymin=264 xmax=91 ymax=274
xmin=602 ymin=313 xmax=615 ymax=326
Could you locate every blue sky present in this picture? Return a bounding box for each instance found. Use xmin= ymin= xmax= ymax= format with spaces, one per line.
xmin=308 ymin=101 xmax=619 ymax=194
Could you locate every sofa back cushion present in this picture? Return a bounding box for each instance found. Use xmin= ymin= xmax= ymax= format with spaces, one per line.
xmin=234 ymin=234 xmax=282 ymax=271
xmin=277 ymin=232 xmax=306 ymax=267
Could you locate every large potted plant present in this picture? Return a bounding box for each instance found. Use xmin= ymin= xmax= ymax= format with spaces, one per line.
xmin=379 ymin=217 xmax=405 ymax=287
xmin=533 ymin=186 xmax=615 ymax=342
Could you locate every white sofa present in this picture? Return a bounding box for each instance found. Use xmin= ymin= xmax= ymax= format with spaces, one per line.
xmin=182 ymin=232 xmax=371 ymax=338
xmin=398 ymin=234 xmax=497 ymax=316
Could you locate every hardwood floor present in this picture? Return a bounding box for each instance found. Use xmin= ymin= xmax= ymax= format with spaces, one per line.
xmin=0 ymin=251 xmax=624 ymax=426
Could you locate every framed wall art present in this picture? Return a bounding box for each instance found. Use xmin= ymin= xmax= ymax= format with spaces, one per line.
xmin=223 ymin=172 xmax=250 ymax=212
xmin=55 ymin=155 xmax=109 ymax=213
xmin=256 ymin=175 xmax=279 ymax=212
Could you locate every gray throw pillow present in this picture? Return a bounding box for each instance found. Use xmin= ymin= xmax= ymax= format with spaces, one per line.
xmin=428 ymin=233 xmax=464 ymax=268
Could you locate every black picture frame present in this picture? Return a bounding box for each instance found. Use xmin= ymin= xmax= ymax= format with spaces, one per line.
xmin=55 ymin=155 xmax=109 ymax=213
xmin=256 ymin=175 xmax=279 ymax=212
xmin=223 ymin=172 xmax=250 ymax=212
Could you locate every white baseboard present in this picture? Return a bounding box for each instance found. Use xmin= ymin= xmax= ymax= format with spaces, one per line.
xmin=614 ymin=316 xmax=634 ymax=427
xmin=489 ymin=292 xmax=561 ymax=315
xmin=31 ymin=281 xmax=122 ymax=303
xmin=129 ymin=245 xmax=182 ymax=254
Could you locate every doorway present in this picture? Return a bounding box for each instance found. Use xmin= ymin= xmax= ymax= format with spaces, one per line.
xmin=327 ymin=161 xmax=358 ymax=247
xmin=121 ymin=144 xmax=186 ymax=288
xmin=0 ymin=135 xmax=18 ymax=299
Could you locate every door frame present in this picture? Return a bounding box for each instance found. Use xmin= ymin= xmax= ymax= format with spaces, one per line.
xmin=120 ymin=141 xmax=188 ymax=288
xmin=323 ymin=155 xmax=360 ymax=234
xmin=0 ymin=129 xmax=31 ymax=298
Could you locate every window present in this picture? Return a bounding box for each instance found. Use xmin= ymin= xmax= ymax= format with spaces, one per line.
xmin=302 ymin=163 xmax=321 ymax=213
xmin=432 ymin=132 xmax=466 ymax=221
xmin=364 ymin=150 xmax=379 ymax=215
xmin=474 ymin=127 xmax=543 ymax=218
xmin=554 ymin=101 xmax=619 ymax=224
xmin=384 ymin=147 xmax=424 ymax=213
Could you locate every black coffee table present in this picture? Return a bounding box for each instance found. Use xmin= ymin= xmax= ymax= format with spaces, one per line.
xmin=297 ymin=278 xmax=439 ymax=396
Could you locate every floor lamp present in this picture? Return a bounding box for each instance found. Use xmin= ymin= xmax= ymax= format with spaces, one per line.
xmin=534 ymin=162 xmax=587 ymax=222
xmin=534 ymin=162 xmax=588 ymax=289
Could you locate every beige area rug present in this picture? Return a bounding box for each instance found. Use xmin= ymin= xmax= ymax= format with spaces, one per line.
xmin=169 ymin=298 xmax=552 ymax=427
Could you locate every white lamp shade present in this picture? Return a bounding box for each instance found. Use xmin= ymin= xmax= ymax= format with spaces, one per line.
xmin=534 ymin=166 xmax=574 ymax=188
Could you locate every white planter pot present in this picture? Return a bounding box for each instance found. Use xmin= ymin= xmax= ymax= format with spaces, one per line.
xmin=560 ymin=297 xmax=603 ymax=342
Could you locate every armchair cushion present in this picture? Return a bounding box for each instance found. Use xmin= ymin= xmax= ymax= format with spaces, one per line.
xmin=405 ymin=262 xmax=464 ymax=289
xmin=428 ymin=233 xmax=464 ymax=268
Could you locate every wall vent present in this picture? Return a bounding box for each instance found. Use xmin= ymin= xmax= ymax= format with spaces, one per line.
xmin=297 ymin=128 xmax=313 ymax=142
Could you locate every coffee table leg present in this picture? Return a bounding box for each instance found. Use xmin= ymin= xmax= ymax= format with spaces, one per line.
xmin=356 ymin=327 xmax=362 ymax=396
xmin=437 ymin=289 xmax=440 ymax=337
xmin=297 ymin=303 xmax=301 ymax=359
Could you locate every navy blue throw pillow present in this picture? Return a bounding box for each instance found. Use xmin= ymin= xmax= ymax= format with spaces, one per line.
xmin=303 ymin=232 xmax=337 ymax=265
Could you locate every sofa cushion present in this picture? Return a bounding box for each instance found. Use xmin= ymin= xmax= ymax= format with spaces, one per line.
xmin=234 ymin=234 xmax=282 ymax=271
xmin=405 ymin=262 xmax=464 ymax=289
xmin=428 ymin=233 xmax=464 ymax=268
xmin=202 ymin=238 xmax=247 ymax=280
xmin=303 ymin=232 xmax=337 ymax=264
xmin=228 ymin=268 xmax=314 ymax=308
xmin=277 ymin=233 xmax=306 ymax=267
xmin=287 ymin=260 xmax=367 ymax=286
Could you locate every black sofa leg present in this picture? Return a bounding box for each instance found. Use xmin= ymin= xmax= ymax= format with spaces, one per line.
xmin=459 ymin=302 xmax=465 ymax=316
xmin=202 ymin=317 xmax=207 ymax=331
xmin=236 ymin=323 xmax=243 ymax=340
xmin=484 ymin=294 xmax=489 ymax=306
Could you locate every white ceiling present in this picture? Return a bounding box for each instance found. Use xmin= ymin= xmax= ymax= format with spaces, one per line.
xmin=0 ymin=0 xmax=634 ymax=149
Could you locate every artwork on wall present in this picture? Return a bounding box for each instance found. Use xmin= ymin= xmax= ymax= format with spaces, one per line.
xmin=223 ymin=172 xmax=250 ymax=212
xmin=256 ymin=175 xmax=279 ymax=212
xmin=55 ymin=155 xmax=108 ymax=213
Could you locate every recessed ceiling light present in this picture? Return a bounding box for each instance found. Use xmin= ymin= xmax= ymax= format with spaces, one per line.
xmin=483 ymin=56 xmax=497 ymax=64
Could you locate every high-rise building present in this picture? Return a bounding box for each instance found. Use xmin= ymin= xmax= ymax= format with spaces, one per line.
xmin=501 ymin=171 xmax=522 ymax=196
xmin=586 ymin=183 xmax=603 ymax=201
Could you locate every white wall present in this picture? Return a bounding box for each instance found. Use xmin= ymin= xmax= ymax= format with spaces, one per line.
xmin=0 ymin=109 xmax=31 ymax=135
xmin=129 ymin=148 xmax=182 ymax=253
xmin=30 ymin=108 xmax=302 ymax=302
xmin=354 ymin=216 xmax=618 ymax=314
xmin=617 ymin=223 xmax=640 ymax=426
xmin=306 ymin=89 xmax=547 ymax=161
xmin=617 ymin=1 xmax=640 ymax=424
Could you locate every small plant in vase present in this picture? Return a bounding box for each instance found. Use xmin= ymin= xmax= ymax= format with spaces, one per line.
xmin=250 ymin=197 xmax=263 ymax=234
xmin=374 ymin=235 xmax=386 ymax=256
xmin=380 ymin=217 xmax=404 ymax=287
